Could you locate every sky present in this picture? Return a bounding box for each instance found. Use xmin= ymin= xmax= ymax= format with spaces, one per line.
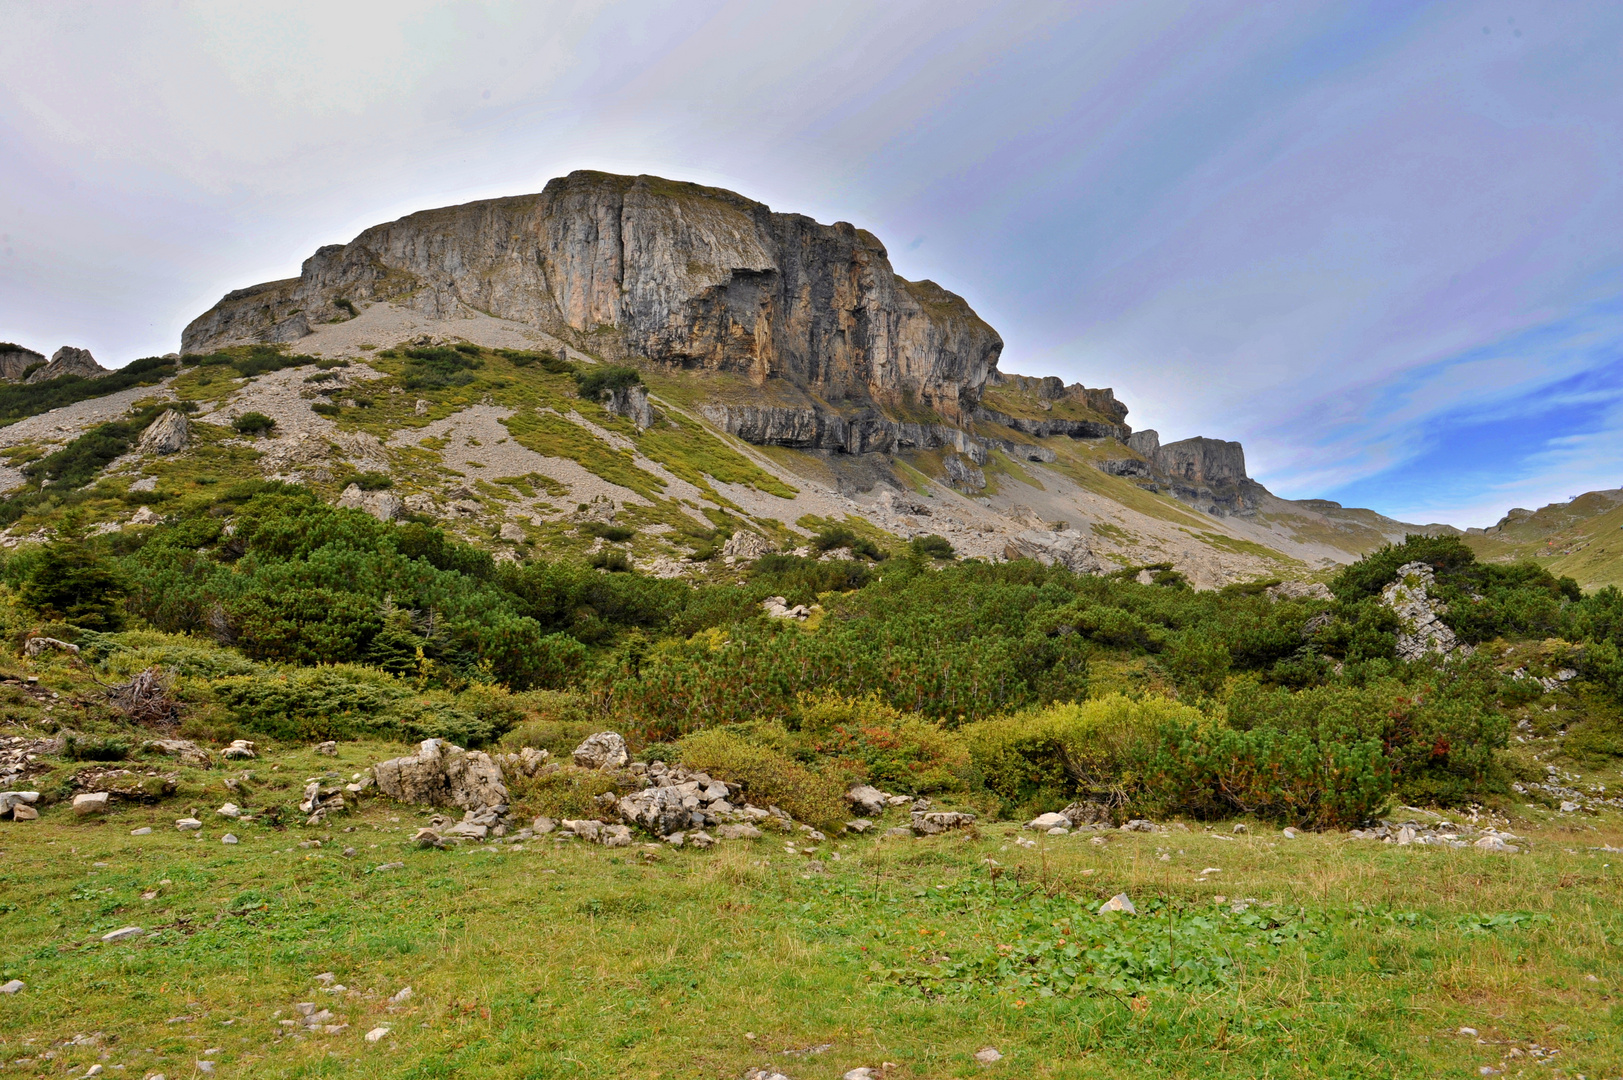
xmin=1 ymin=1 xmax=1620 ymax=528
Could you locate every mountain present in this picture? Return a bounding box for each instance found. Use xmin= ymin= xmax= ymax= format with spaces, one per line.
xmin=0 ymin=172 xmax=1502 ymax=585
xmin=1463 ymin=489 xmax=1623 ymax=590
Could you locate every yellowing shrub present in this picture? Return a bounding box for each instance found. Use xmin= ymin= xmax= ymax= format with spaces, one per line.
xmin=678 ymin=727 xmax=847 ymax=828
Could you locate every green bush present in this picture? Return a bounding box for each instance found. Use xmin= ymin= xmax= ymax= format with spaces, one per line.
xmin=574 ymin=364 xmax=641 ymax=401
xmin=963 ymin=695 xmax=1204 ymax=819
xmin=63 ymin=735 xmax=131 ymax=762
xmin=910 ymin=534 xmax=955 ymax=560
xmin=342 ymin=471 xmax=393 ymax=491
xmin=678 ymin=726 xmax=847 ymax=827
xmin=792 ymin=693 xmax=972 ymax=796
xmin=21 ymin=517 xmax=126 ymax=630
xmin=231 ymin=412 xmax=276 ymax=436
xmin=811 ymin=525 xmax=885 ymax=561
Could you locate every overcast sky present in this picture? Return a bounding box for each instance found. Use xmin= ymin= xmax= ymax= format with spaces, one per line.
xmin=2 ymin=1 xmax=1620 ymax=527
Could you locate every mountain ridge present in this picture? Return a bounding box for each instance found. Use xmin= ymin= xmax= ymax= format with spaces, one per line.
xmin=1 ymin=171 xmax=1581 ymax=588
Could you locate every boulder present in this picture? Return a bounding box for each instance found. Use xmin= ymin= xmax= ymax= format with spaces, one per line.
xmin=137 ymin=409 xmax=190 ymax=455
xmin=721 ymin=530 xmax=772 ymax=561
xmin=374 ymin=739 xmax=508 ymax=811
xmin=845 ymin=784 xmax=887 ymax=817
xmin=24 ymin=636 xmax=79 ymax=658
xmin=498 ymin=522 xmax=526 ymax=543
xmin=603 ymin=382 xmax=654 ymax=430
xmin=0 ymin=791 xmax=41 ymax=819
xmin=221 ymin=740 xmax=256 ymax=760
xmin=1027 ymin=812 xmax=1070 ymax=831
xmin=72 ymin=792 xmax=110 ymax=816
xmin=143 ymin=739 xmax=211 ymax=767
xmin=911 ymin=810 xmax=976 ymax=835
xmin=1098 ymin=893 xmax=1137 ymax=915
xmin=130 ymin=506 xmax=163 ymax=526
xmin=1003 ymin=529 xmax=1102 ymax=574
xmin=572 ymin=732 xmax=629 ymax=770
xmin=175 ymin=817 xmax=203 ymax=830
xmin=336 ymin=484 xmax=403 ymax=522
xmin=761 ymin=596 xmax=810 ymax=620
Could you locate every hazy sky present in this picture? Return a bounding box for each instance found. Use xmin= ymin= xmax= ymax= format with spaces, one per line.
xmin=2 ymin=1 xmax=1620 ymax=527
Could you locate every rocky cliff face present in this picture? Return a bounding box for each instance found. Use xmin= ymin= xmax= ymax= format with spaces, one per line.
xmin=184 ymin=171 xmax=1003 ymax=424
xmin=0 ymin=344 xmax=45 ymax=382
xmin=26 ymin=346 xmax=107 ymax=383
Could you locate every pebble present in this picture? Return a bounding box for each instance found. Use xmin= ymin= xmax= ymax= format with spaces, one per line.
xmin=101 ymin=926 xmax=143 ymax=943
xmin=844 ymin=1069 xmax=875 ymax=1080
xmin=129 ymin=827 xmax=152 ymax=836
xmin=222 ymin=834 xmax=239 ymax=845
xmin=390 ymin=987 xmax=412 ymax=1003
xmin=375 ymin=862 xmax=404 ymax=871
xmin=1281 ymin=827 xmax=1299 ymax=839
xmin=85 ymin=1066 xmax=103 ymax=1077
xmin=365 ymin=1027 xmax=391 ymax=1043
xmin=0 ymin=979 xmax=23 ymax=994
xmin=974 ymin=1046 xmax=1003 ymax=1064
xmin=1098 ymin=893 xmax=1136 ymax=916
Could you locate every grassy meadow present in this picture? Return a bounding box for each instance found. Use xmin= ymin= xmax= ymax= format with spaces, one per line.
xmin=2 ymin=778 xmax=1618 ymax=1080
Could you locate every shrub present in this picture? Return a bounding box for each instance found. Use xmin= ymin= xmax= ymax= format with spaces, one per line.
xmin=810 ymin=525 xmax=885 ymax=561
xmin=792 ymin=693 xmax=972 ymax=795
xmin=910 ymin=534 xmax=955 ymax=560
xmin=500 ymin=689 xmax=605 ymax=758
xmin=678 ymin=726 xmax=847 ymax=827
xmin=311 ymin=403 xmax=340 ymax=417
xmin=574 ymin=364 xmax=641 ymax=401
xmin=581 ymin=523 xmax=635 ymax=542
xmin=590 ymin=550 xmax=631 ymax=573
xmin=63 ymin=735 xmax=131 ymax=762
xmin=231 ymin=412 xmax=276 ymax=436
xmin=342 ymin=471 xmax=393 ymax=491
xmin=511 ymin=767 xmax=628 ymax=822
xmin=21 ymin=517 xmax=126 ymax=630
xmin=963 ymin=695 xmax=1204 ymax=819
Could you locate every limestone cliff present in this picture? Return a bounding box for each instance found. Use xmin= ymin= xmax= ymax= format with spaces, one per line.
xmin=0 ymin=344 xmax=45 ymax=381
xmin=184 ymin=171 xmax=1002 ymax=424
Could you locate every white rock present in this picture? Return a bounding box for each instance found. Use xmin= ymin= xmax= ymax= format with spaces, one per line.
xmin=1458 ymin=1027 xmax=1478 ymax=1036
xmin=1098 ymin=893 xmax=1137 ymax=915
xmin=0 ymin=979 xmax=23 ymax=993
xmin=1474 ymin=835 xmax=1518 ymax=853
xmin=974 ymin=1046 xmax=1004 ymax=1064
xmin=175 ymin=818 xmax=203 ymax=831
xmin=365 ymin=1026 xmax=391 ymax=1042
xmin=221 ymin=740 xmax=256 ymax=760
xmin=844 ymin=1069 xmax=876 ymax=1080
xmin=101 ymin=926 xmax=143 ymax=942
xmin=1027 ymin=812 xmax=1070 ymax=830
xmin=1281 ymin=827 xmax=1299 ymax=839
xmin=1046 ymin=826 xmax=1069 ymax=836
xmin=845 ymin=784 xmax=887 ymax=817
xmin=222 ymin=834 xmax=239 ymax=845
xmin=572 ymin=731 xmax=628 ymax=770
xmin=130 ymin=827 xmax=152 ymax=835
xmin=72 ymin=792 xmax=110 ymax=815
xmin=389 ymin=986 xmax=412 ymax=1003
xmin=216 ymin=803 xmax=241 ymax=818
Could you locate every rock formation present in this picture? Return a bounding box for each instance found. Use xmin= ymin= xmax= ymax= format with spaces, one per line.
xmin=373 ymin=739 xmax=508 ymax=811
xmin=136 ymin=409 xmax=190 ymax=455
xmin=184 ymin=171 xmax=1003 ymax=423
xmin=1380 ymin=561 xmax=1468 ymax=661
xmin=0 ymin=344 xmax=45 ymax=381
xmin=26 ymin=346 xmax=107 ymax=383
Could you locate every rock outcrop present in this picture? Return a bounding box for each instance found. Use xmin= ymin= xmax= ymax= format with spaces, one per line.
xmin=26 ymin=346 xmax=107 ymax=383
xmin=1002 ymin=529 xmax=1103 ymax=574
xmin=184 ymin=171 xmax=1003 ymax=423
xmin=136 ymin=409 xmax=190 ymax=454
xmin=1380 ymin=561 xmax=1468 ymax=661
xmin=0 ymin=344 xmax=45 ymax=381
xmin=373 ymin=739 xmax=508 ymax=811
xmin=336 ymin=483 xmax=403 ymax=522
xmin=698 ymin=403 xmax=986 ymax=456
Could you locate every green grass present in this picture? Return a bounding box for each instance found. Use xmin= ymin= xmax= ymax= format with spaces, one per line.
xmin=3 ymin=774 xmax=1618 ymax=1079
xmin=502 ymin=409 xmax=666 ymax=500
